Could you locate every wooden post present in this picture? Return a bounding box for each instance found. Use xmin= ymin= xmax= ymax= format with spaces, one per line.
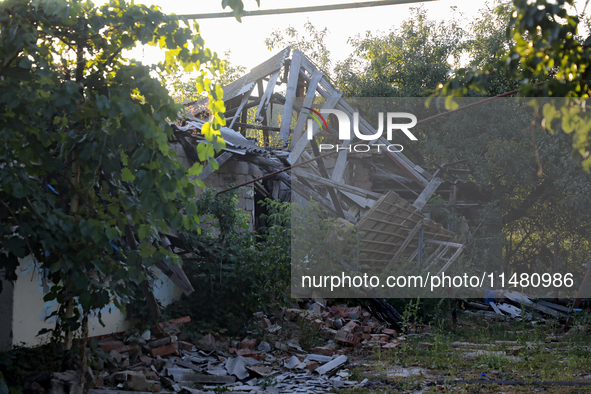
xmin=279 ymin=51 xmax=303 ymax=142
xmin=561 ymin=262 xmax=591 ymax=332
xmin=384 ymin=220 xmax=423 ymax=271
xmin=309 ymin=138 xmax=345 ymax=219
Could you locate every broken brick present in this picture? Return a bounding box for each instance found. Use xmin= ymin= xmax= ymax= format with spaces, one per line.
xmin=99 ymin=340 xmax=125 ymax=353
xmin=382 ymin=328 xmax=397 ymax=337
xmin=310 ymin=347 xmax=334 ymax=357
xmin=235 ymin=349 xmax=261 ymax=360
xmin=319 ymin=328 xmax=337 ymax=340
xmin=240 ymin=337 xmax=257 ymax=349
xmin=325 ymin=318 xmax=335 ymax=328
xmin=335 ymin=330 xmax=360 ymax=347
xmin=154 ymin=317 xmax=190 ymax=337
xmin=124 ymin=373 xmax=160 ymax=392
xmin=177 ymin=340 xmax=195 ymax=352
xmin=342 ymin=321 xmax=358 ymax=333
xmin=506 ymin=347 xmax=522 ymax=356
xmin=311 ymin=319 xmax=323 ymax=331
xmin=149 ymin=343 xmax=178 ymax=357
xmin=342 ymin=306 xmax=363 ymax=319
xmin=305 ymin=361 xmax=319 ymax=371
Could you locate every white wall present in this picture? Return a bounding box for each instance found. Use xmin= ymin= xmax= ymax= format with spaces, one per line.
xmin=8 ymin=256 xmax=180 ymax=348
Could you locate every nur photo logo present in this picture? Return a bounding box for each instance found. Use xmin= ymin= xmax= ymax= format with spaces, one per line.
xmin=304 ymin=107 xmax=418 ymax=153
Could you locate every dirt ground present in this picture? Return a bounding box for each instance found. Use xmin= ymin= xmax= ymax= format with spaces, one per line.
xmin=337 ymin=312 xmax=591 ymax=394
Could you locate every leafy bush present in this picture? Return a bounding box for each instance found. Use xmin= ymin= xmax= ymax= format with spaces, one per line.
xmin=160 ymin=190 xmax=291 ymax=335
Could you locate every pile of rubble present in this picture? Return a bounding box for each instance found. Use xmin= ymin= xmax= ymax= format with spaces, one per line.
xmin=463 ymin=290 xmax=572 ymax=321
xmin=46 ymin=301 xmax=409 ymax=394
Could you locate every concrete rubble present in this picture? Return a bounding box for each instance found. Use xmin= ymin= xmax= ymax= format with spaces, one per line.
xmin=56 ymin=300 xmax=407 ymax=394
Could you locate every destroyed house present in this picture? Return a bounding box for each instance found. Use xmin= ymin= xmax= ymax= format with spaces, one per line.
xmin=179 ymin=47 xmax=495 ymax=279
xmin=0 ymin=47 xmax=494 ymax=349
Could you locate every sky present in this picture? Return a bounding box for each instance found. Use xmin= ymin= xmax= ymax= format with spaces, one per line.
xmin=115 ymin=0 xmax=589 ymax=72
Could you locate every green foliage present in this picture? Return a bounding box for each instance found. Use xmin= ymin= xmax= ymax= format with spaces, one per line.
xmin=0 ymin=342 xmax=64 ymax=388
xmin=161 ymin=191 xmax=291 ymax=335
xmin=169 ymin=50 xmax=247 ymax=104
xmin=439 ymin=0 xmax=591 ymax=169
xmin=334 ymin=6 xmax=465 ymax=97
xmin=0 ymin=0 xmax=228 ymax=341
xmin=222 ymin=0 xmax=260 ymax=23
xmin=421 ymin=98 xmax=591 ymax=275
xmin=265 ymin=21 xmax=332 ymax=76
xmin=290 ymin=200 xmax=362 ymax=296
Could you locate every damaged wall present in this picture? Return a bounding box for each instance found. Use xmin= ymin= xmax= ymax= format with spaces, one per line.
xmin=170 ymin=142 xmax=263 ymax=229
xmin=0 ymin=257 xmax=182 ymax=350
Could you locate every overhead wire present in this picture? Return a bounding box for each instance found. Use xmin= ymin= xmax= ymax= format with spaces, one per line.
xmin=178 ymin=0 xmax=439 ymax=20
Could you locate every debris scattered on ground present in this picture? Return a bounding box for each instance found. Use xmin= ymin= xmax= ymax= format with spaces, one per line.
xmin=463 ymin=290 xmax=572 ymax=321
xmin=60 ymin=300 xmax=411 ymax=393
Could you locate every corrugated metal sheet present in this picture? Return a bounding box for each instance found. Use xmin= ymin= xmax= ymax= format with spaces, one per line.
xmin=175 ymin=121 xmax=268 ymax=156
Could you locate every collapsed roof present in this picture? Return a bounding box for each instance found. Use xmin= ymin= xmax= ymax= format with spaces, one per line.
xmin=177 ymin=47 xmax=473 ymax=279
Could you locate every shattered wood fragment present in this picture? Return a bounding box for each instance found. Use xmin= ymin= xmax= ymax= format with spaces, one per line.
xmin=489 ymin=302 xmax=504 ymax=316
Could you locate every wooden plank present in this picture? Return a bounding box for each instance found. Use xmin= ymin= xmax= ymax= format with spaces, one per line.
xmin=435 ymin=244 xmax=465 ymax=276
xmin=356 ymin=192 xmax=421 ymax=263
xmin=331 ymin=144 xmax=349 ymax=184
xmin=489 ymin=302 xmax=505 ymax=316
xmin=254 ymin=71 xmax=280 ymax=122
xmin=364 ymin=197 xmax=420 ymax=258
xmin=289 ymin=94 xmax=341 ymax=164
xmin=291 ymin=179 xmax=357 ymax=223
xmin=412 ymin=177 xmax=443 ymax=210
xmin=496 ymin=303 xmax=521 ymax=318
xmin=335 ymin=99 xmax=428 ymax=187
xmin=385 ymin=219 xmax=423 ymax=271
xmin=192 ymin=151 xmax=233 ymax=181
xmin=535 ymin=300 xmax=571 ymax=314
xmin=298 ymin=52 xmax=339 ymax=96
xmin=218 ymin=47 xmax=289 ymax=103
xmin=424 ymin=239 xmax=464 ymax=249
xmin=503 ymin=291 xmax=566 ymax=318
xmin=466 ymin=301 xmax=492 ymax=311
xmin=297 ymin=171 xmax=381 ymax=199
xmin=280 ymin=51 xmax=303 ymax=142
xmin=340 ymin=190 xmax=375 ymax=209
xmin=423 ymin=245 xmax=449 ymax=272
xmin=309 ymin=138 xmax=345 ymax=219
xmin=561 ymin=262 xmax=591 ymax=332
xmin=421 ymin=244 xmax=443 ymax=269
xmin=297 ymin=56 xmax=430 ymax=187
xmin=359 ymin=211 xmax=416 ymax=257
xmin=290 ymin=69 xmax=324 ymax=147
xmin=229 ymin=85 xmax=255 ymax=129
